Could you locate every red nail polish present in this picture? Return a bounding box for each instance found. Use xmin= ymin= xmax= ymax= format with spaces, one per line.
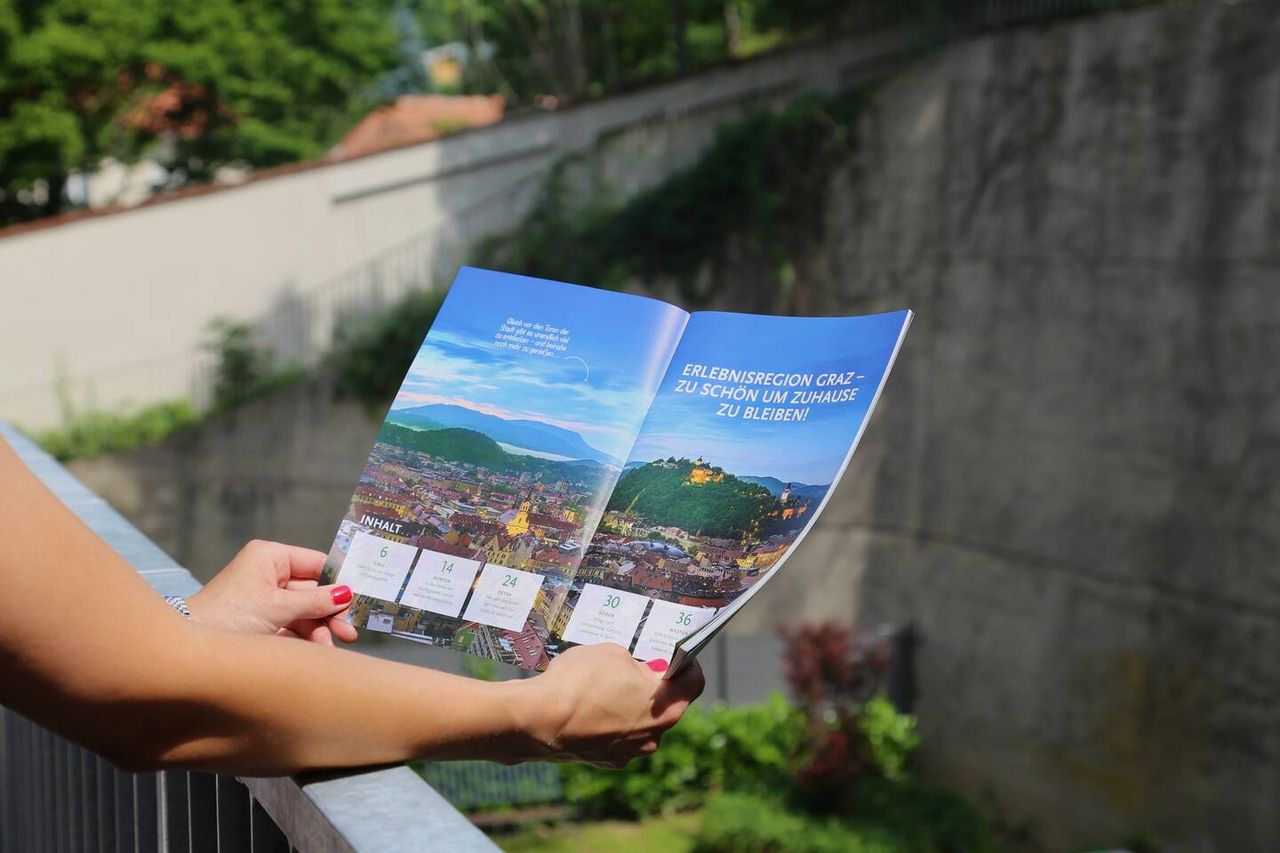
xmin=646 ymin=659 xmax=669 ymax=673
xmin=331 ymin=585 xmax=352 ymax=606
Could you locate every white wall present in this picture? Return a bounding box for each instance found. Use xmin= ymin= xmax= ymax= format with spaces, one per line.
xmin=0 ymin=31 xmax=912 ymax=429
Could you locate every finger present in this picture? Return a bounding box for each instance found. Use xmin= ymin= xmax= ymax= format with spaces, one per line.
xmin=327 ymin=614 xmax=359 ymax=643
xmin=271 ymin=584 xmax=352 ymax=625
xmin=664 ymin=658 xmax=706 ymax=700
xmin=285 ymin=618 xmax=335 ymax=646
xmin=651 ymin=660 xmax=705 ymax=722
xmin=256 ymin=541 xmax=327 ymax=585
xmin=303 ymin=621 xmax=335 ymax=646
xmin=280 ymin=544 xmax=328 ymax=582
xmin=285 ymin=578 xmax=319 ymax=591
xmin=275 ymin=627 xmax=302 ymax=639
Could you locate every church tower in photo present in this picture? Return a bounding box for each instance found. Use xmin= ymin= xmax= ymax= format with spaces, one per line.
xmin=506 ymin=493 xmax=532 ymax=536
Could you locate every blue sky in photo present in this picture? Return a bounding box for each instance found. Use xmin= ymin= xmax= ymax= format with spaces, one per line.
xmin=627 ymin=309 xmax=910 ymax=485
xmin=389 ymin=268 xmax=688 ymax=463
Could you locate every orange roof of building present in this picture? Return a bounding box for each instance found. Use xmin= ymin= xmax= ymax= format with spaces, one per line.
xmin=331 ymin=95 xmax=504 ymax=160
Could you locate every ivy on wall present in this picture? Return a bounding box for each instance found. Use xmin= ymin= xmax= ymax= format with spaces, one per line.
xmin=474 ymin=88 xmax=866 ymax=307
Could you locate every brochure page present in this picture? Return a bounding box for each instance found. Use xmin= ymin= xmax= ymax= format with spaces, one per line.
xmin=323 ymin=268 xmax=686 ymax=671
xmin=564 ymin=308 xmax=913 ymax=668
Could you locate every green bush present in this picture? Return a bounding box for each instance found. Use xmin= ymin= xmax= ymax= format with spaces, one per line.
xmin=329 ymin=287 xmax=448 ymax=409
xmin=860 ymin=695 xmax=920 ymax=782
xmin=34 ymin=400 xmax=198 ymax=462
xmin=563 ymin=694 xmax=807 ymax=819
xmin=851 ymin=777 xmax=995 ymax=853
xmin=204 ymin=318 xmax=304 ymax=413
xmin=696 ymin=787 xmax=995 ymax=853
xmin=695 ymin=793 xmax=897 ymax=853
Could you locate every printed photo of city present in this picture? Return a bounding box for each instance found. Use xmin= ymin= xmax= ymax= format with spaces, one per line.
xmin=323 ymin=268 xmax=687 ymax=670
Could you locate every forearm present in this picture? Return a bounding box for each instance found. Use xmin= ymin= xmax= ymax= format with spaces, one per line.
xmin=8 ymin=585 xmax=555 ymax=775
xmin=154 ymin=627 xmax=549 ymax=774
xmin=0 ymin=438 xmax=554 ymax=774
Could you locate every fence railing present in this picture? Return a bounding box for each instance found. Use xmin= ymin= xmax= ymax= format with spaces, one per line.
xmin=0 ymin=422 xmax=500 ymax=853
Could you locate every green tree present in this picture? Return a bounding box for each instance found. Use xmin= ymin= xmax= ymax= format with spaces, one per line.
xmin=405 ymin=0 xmax=795 ymax=104
xmin=0 ymin=0 xmax=399 ymax=224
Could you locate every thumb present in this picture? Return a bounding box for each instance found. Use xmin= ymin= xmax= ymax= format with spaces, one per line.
xmin=274 ymin=583 xmax=352 ymax=624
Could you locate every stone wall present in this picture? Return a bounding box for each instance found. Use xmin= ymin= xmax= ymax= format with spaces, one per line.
xmin=63 ymin=2 xmax=1280 ymax=849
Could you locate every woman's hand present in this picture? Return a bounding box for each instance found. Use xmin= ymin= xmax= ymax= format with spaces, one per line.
xmin=520 ymin=642 xmax=706 ymax=768
xmin=186 ymin=540 xmax=357 ymax=645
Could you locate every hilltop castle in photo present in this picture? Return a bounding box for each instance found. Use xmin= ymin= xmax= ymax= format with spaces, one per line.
xmin=686 ymin=456 xmax=724 ymax=485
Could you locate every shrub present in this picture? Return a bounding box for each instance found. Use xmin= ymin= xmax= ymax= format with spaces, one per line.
xmin=34 ymin=399 xmax=198 ymax=461
xmin=860 ymin=695 xmax=920 ymax=783
xmin=204 ymin=318 xmax=304 ymax=413
xmin=850 ymin=777 xmax=996 ymax=853
xmin=780 ymin=622 xmax=902 ymax=809
xmin=563 ymin=694 xmax=806 ymax=819
xmin=697 ymin=787 xmax=995 ymax=853
xmin=329 ymin=287 xmax=447 ymax=409
xmin=695 ymin=793 xmax=897 ymax=853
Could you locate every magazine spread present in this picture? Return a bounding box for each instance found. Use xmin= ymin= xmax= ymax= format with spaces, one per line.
xmin=322 ymin=267 xmax=911 ymax=676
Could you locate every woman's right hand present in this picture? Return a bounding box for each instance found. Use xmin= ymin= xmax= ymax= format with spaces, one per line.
xmin=522 ymin=643 xmax=705 ymax=768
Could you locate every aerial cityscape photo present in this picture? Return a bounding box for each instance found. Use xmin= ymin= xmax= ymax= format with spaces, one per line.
xmin=324 ymin=268 xmax=691 ymax=670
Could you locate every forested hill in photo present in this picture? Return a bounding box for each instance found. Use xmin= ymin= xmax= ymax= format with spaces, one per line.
xmin=389 ymin=403 xmax=612 ymax=464
xmin=606 ymin=459 xmax=776 ymax=538
xmin=375 ymin=423 xmax=607 ymax=488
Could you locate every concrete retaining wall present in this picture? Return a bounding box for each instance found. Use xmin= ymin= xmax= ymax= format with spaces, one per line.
xmin=729 ymin=3 xmax=1278 ymax=849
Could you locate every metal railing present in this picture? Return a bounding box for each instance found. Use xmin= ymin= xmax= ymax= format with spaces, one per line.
xmin=0 ymin=422 xmax=500 ymax=853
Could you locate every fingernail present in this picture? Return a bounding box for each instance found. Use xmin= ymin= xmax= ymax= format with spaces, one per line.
xmin=331 ymin=585 xmax=352 ymax=606
xmin=646 ymin=659 xmax=669 ymax=673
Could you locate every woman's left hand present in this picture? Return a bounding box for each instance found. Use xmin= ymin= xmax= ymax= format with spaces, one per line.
xmin=187 ymin=540 xmax=358 ymax=645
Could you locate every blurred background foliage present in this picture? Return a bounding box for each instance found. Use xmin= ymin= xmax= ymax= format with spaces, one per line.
xmin=0 ymin=0 xmax=867 ymax=226
xmin=475 ymin=91 xmax=865 ymax=305
xmin=482 ymin=623 xmax=993 ymax=852
xmin=0 ymin=0 xmax=398 ymax=223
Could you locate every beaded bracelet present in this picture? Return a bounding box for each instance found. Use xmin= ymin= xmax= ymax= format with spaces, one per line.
xmin=163 ymin=595 xmax=192 ymax=619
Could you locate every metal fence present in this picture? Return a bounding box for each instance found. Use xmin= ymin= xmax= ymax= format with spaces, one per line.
xmin=415 ymin=762 xmax=562 ymax=812
xmin=0 ymin=422 xmax=499 ymax=853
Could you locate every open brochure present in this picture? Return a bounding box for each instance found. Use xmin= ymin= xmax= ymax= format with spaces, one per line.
xmin=322 ymin=267 xmax=911 ymax=678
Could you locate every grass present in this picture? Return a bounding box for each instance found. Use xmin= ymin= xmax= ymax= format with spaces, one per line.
xmin=491 ymin=812 xmax=700 ymax=853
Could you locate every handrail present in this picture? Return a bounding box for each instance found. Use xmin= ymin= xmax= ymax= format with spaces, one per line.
xmin=0 ymin=421 xmax=499 ymax=852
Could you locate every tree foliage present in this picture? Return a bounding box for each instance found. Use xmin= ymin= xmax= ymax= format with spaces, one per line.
xmin=0 ymin=0 xmax=399 ymax=223
xmin=404 ymin=0 xmax=870 ymax=104
xmin=0 ymin=0 xmax=873 ymax=225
